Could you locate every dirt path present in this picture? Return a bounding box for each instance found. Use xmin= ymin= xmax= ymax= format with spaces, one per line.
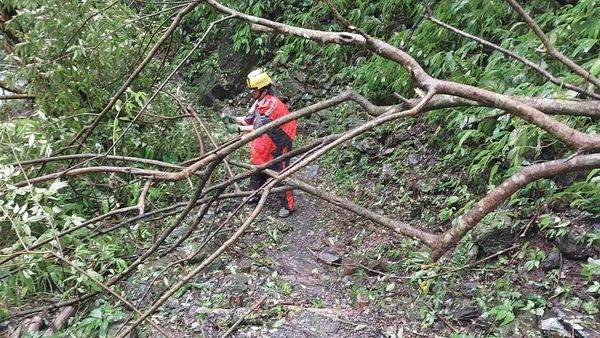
xmin=219 ymin=180 xmax=414 ymax=337
xmin=142 ymin=170 xmax=421 ymax=338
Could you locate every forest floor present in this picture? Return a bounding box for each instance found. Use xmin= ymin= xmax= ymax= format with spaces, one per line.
xmin=116 ymin=128 xmax=600 ymax=338
xmin=121 ymin=157 xmax=598 ymax=338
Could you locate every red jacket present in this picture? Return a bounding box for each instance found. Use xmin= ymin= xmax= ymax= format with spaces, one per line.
xmin=242 ymin=93 xmax=297 ymax=165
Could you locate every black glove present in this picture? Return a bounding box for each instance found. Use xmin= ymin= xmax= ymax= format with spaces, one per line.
xmin=225 ymin=123 xmax=240 ymax=133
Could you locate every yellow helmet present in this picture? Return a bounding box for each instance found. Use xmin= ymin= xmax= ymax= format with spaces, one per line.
xmin=246 ymin=69 xmax=272 ymax=89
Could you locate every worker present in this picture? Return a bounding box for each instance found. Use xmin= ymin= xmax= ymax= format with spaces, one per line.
xmin=221 ymin=69 xmax=297 ymax=218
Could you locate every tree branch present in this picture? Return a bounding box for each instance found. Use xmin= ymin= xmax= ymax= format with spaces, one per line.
xmin=12 ymin=166 xmax=173 ymax=188
xmin=0 ymin=94 xmax=34 ymax=100
xmin=232 ymin=161 xmax=441 ymax=248
xmin=392 ymin=94 xmax=600 ymax=118
xmin=137 ymin=179 xmax=153 ymax=215
xmin=62 ymin=0 xmax=205 ymax=154
xmin=506 ymin=0 xmax=600 ymax=89
xmin=114 ymin=186 xmax=273 ymax=338
xmin=425 ymin=13 xmax=600 ymax=100
xmin=201 ymin=0 xmax=600 ymax=153
xmin=433 ymin=153 xmax=600 ymax=260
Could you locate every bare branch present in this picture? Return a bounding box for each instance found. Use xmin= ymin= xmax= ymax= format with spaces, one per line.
xmin=425 ymin=13 xmax=600 ymax=100
xmin=42 ymin=306 xmax=75 ymax=336
xmin=415 ymin=95 xmax=600 ymax=118
xmin=506 ymin=0 xmax=600 ymax=89
xmin=435 ymin=80 xmax=600 ymax=151
xmin=12 ymin=166 xmax=173 ymax=188
xmin=9 ymin=153 xmax=187 ymax=170
xmin=433 ymin=152 xmax=600 ymax=260
xmin=114 ymin=186 xmax=273 ymax=338
xmin=137 ymin=179 xmax=153 ymax=215
xmin=0 ymin=94 xmax=34 ymax=100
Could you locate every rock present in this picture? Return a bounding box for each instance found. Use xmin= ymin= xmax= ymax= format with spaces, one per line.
xmin=555 ymin=231 xmax=590 ymax=261
xmin=269 ymin=310 xmax=342 ymax=337
xmin=365 ymin=258 xmax=388 ymax=276
xmin=381 ymin=163 xmax=396 ymax=182
xmin=185 ymin=305 xmax=202 ymax=325
xmin=540 ymin=317 xmax=571 ymax=337
xmin=464 ymin=245 xmax=479 ymax=265
xmin=301 ymin=118 xmax=326 ymax=136
xmin=279 ymin=77 xmax=304 ymax=102
xmin=553 ymin=172 xmax=587 ymax=189
xmin=592 ymin=222 xmax=600 ymax=231
xmin=453 ymin=306 xmax=480 ymax=325
xmin=540 ymin=307 xmax=600 ymax=338
xmin=427 ymin=157 xmax=439 ymax=167
xmin=352 ymin=137 xmax=379 ymax=156
xmin=223 ymin=274 xmax=250 ymax=307
xmin=385 ymin=130 xmax=410 ymax=147
xmin=165 ymin=297 xmax=180 ymax=309
xmin=207 ymin=257 xmax=225 ymax=271
xmin=405 ymin=153 xmax=422 ymax=166
xmin=542 ymin=247 xmax=561 ymax=271
xmin=107 ymin=320 xmax=139 ymax=338
xmin=181 ymin=239 xmax=225 ymax=266
xmin=229 ymin=289 xmax=245 ymax=307
xmin=223 ymin=273 xmax=250 ymax=291
xmin=237 ymin=258 xmax=253 ymax=273
xmin=306 ymin=164 xmax=320 ymax=179
xmin=462 ymin=282 xmax=478 ymax=296
xmin=318 ymin=247 xmax=341 ymax=265
xmin=355 ymin=293 xmax=369 ymax=308
xmin=381 ymin=147 xmax=395 ymax=156
xmin=125 ymin=279 xmax=150 ymax=303
xmin=473 ymin=210 xmax=519 ymax=256
xmin=415 ymin=181 xmax=434 ymax=194
xmin=345 ymin=116 xmax=366 ymax=130
xmin=192 ymin=30 xmax=258 ymax=107
xmin=294 ymin=71 xmax=308 ymax=83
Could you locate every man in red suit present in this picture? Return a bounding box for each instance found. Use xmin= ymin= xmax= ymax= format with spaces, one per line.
xmin=223 ymin=69 xmax=297 ymax=218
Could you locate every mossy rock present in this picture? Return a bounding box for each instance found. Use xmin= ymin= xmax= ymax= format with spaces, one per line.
xmin=472 ymin=210 xmax=521 ymax=256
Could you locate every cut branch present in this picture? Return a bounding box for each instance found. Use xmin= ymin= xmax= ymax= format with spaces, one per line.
xmin=391 ymin=94 xmax=600 ymax=118
xmin=42 ymin=306 xmax=75 ymax=336
xmin=12 ymin=166 xmax=173 ymax=188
